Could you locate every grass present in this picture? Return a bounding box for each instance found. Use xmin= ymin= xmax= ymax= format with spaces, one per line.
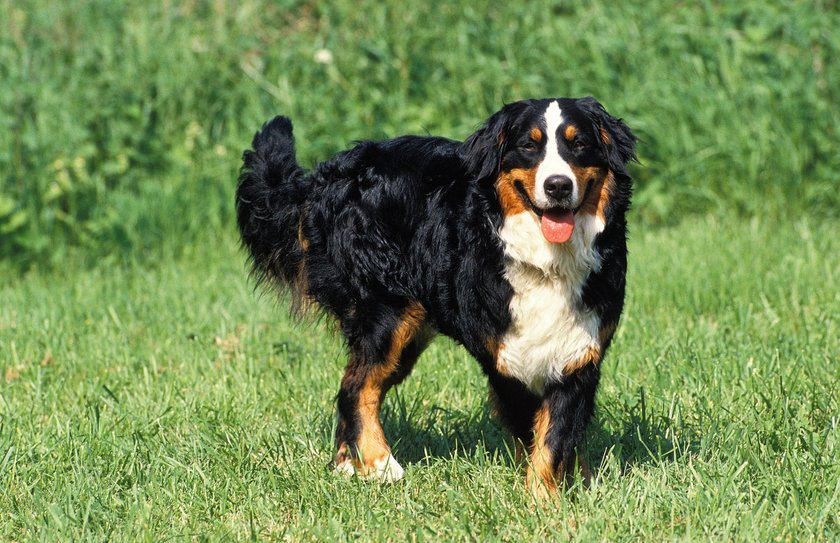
xmin=1 ymin=0 xmax=839 ymax=540
xmin=1 ymin=215 xmax=837 ymax=541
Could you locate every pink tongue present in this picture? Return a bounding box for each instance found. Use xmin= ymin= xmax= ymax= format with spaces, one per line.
xmin=540 ymin=210 xmax=575 ymax=243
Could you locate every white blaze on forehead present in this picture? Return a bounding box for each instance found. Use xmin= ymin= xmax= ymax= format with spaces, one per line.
xmin=535 ymin=101 xmax=578 ymax=208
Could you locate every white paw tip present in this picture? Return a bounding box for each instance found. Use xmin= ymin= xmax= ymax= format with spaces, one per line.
xmin=333 ymin=454 xmax=405 ymax=483
xmin=372 ymin=454 xmax=405 ymax=483
xmin=334 ymin=459 xmax=357 ymax=478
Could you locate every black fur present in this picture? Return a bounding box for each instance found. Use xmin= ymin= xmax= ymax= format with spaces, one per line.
xmin=236 ymin=97 xmax=636 ymax=489
xmin=237 ymin=116 xmax=307 ymax=291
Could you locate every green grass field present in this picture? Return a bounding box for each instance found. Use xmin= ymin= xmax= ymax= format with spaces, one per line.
xmin=1 ymin=0 xmax=839 ymax=541
xmin=2 ymin=218 xmax=837 ymax=540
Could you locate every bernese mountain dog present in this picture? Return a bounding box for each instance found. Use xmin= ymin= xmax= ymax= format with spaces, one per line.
xmin=236 ymin=97 xmax=636 ymax=496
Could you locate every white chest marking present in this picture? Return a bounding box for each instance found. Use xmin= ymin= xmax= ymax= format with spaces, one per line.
xmin=497 ymin=212 xmax=605 ymax=394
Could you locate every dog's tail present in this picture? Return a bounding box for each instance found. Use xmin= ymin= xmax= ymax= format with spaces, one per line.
xmin=236 ymin=116 xmax=308 ymax=300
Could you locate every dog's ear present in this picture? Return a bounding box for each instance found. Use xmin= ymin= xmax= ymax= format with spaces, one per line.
xmin=578 ymin=96 xmax=637 ymax=175
xmin=460 ymin=101 xmax=529 ymax=182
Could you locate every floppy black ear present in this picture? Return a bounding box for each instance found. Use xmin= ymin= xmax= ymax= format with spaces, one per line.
xmin=459 ymin=101 xmax=529 ymax=182
xmin=578 ymin=96 xmax=637 ymax=175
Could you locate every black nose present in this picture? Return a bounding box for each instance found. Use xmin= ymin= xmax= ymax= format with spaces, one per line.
xmin=544 ymin=175 xmax=573 ymax=200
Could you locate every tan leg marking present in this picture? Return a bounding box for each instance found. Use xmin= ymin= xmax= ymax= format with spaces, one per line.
xmin=336 ymin=302 xmax=426 ymax=481
xmin=526 ymin=405 xmax=556 ymax=499
xmin=526 ymin=405 xmax=592 ymax=499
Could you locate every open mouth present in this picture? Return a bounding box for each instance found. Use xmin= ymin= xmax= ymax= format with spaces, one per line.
xmin=513 ymin=180 xmax=592 ymax=244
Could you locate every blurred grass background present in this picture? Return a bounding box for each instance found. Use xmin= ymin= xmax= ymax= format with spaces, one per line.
xmin=1 ymin=0 xmax=838 ymax=266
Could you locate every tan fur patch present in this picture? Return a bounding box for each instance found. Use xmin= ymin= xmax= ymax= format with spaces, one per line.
xmin=293 ymin=260 xmax=308 ymax=309
xmin=291 ymin=219 xmax=311 ymax=309
xmin=297 ymin=220 xmax=310 ymax=251
xmin=564 ymin=125 xmax=577 ymax=141
xmin=594 ymin=171 xmax=615 ymax=222
xmin=529 ymin=127 xmax=543 ymax=142
xmin=355 ymin=381 xmax=390 ymax=469
xmin=485 ymin=336 xmax=510 ymax=376
xmin=496 ymin=167 xmax=537 ymax=217
xmin=562 ymin=344 xmax=602 ymax=375
xmin=527 ymin=405 xmax=556 ymax=497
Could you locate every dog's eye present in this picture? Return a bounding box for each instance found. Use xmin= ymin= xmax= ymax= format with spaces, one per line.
xmin=520 ymin=142 xmax=537 ymax=152
xmin=573 ymin=139 xmax=587 ymax=152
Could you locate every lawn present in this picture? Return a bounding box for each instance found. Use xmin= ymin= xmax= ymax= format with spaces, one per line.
xmin=1 ymin=215 xmax=837 ymax=540
xmin=1 ymin=0 xmax=839 ymax=541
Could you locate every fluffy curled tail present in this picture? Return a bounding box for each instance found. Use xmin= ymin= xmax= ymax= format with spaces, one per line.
xmin=236 ymin=116 xmax=308 ymax=297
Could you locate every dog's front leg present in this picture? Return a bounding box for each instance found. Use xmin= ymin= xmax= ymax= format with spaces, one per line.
xmin=526 ymin=362 xmax=600 ymax=498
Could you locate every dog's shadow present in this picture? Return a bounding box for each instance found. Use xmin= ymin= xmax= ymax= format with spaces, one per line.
xmin=378 ymin=386 xmax=700 ymax=474
xmin=382 ymin=399 xmax=517 ymax=466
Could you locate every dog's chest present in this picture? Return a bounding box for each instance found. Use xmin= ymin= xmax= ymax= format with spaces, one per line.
xmin=496 ymin=213 xmax=603 ymax=394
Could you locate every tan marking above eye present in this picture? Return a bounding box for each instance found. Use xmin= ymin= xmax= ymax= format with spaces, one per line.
xmin=529 ymin=127 xmax=542 ymax=142
xmin=564 ymin=125 xmax=577 ymax=140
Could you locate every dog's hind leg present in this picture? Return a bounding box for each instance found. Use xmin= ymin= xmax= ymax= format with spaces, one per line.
xmin=334 ymin=301 xmax=429 ymax=482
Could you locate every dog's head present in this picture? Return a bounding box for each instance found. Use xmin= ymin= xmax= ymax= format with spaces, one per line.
xmin=461 ymin=97 xmax=636 ymax=244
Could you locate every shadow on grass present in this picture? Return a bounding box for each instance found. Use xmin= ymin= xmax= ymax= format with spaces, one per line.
xmin=586 ymin=387 xmax=702 ymax=473
xmin=375 ymin=386 xmax=699 ymax=474
xmin=382 ymin=402 xmax=520 ymax=467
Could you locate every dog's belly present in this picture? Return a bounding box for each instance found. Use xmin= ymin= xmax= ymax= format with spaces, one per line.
xmin=497 ymin=266 xmax=600 ymax=395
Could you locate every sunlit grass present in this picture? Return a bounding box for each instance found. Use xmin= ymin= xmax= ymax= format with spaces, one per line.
xmin=1 ymin=216 xmax=837 ymax=540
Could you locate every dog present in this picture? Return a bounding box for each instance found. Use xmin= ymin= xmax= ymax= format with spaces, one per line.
xmin=236 ymin=97 xmax=636 ymax=495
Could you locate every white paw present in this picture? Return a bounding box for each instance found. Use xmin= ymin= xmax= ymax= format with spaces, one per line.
xmin=333 ymin=454 xmax=405 ymax=483
xmin=334 ymin=458 xmax=358 ymax=478
xmin=371 ymin=454 xmax=405 ymax=482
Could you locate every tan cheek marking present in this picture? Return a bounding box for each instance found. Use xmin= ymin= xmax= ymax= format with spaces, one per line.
xmin=529 ymin=127 xmax=543 ymax=142
xmin=595 ymin=171 xmax=615 ymax=221
xmin=496 ymin=167 xmax=537 ymax=217
xmin=564 ymin=125 xmax=577 ymax=141
xmin=570 ymin=165 xmax=609 ymax=217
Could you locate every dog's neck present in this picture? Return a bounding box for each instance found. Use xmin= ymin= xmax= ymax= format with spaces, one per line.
xmin=498 ymin=212 xmax=604 ymax=280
